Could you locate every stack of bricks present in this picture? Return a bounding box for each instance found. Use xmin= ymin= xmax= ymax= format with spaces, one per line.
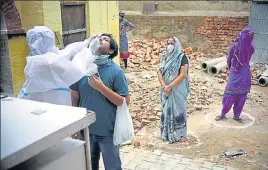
xmin=196 ymin=16 xmax=248 ymax=54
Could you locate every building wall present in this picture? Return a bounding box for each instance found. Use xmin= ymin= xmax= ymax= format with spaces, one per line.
xmin=119 ymin=1 xmax=250 ymax=12
xmin=8 ymin=36 xmax=28 ymax=94
xmin=0 ymin=35 xmax=13 ymax=94
xmin=249 ymin=2 xmax=268 ymax=63
xmin=196 ymin=16 xmax=248 ymax=53
xmin=1 ymin=1 xmax=120 ymax=95
xmin=5 ymin=1 xmax=62 ymax=95
xmin=43 ymin=1 xmax=62 ymax=34
xmin=125 ymin=15 xmax=248 ymax=54
xmin=87 ymin=1 xmax=120 ymax=64
xmin=15 ymin=1 xmax=45 ymax=30
xmin=120 ymin=1 xmax=250 ymax=54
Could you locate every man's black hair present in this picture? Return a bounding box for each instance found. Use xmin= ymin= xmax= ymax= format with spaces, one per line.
xmin=101 ymin=33 xmax=118 ymax=59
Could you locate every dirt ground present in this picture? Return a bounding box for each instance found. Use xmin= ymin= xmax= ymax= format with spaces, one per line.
xmin=124 ymin=63 xmax=268 ymax=170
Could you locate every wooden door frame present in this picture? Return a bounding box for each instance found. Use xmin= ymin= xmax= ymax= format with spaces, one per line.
xmin=60 ymin=2 xmax=87 ymax=46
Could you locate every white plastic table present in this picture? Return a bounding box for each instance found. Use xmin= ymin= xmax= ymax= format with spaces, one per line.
xmin=1 ymin=97 xmax=96 ymax=170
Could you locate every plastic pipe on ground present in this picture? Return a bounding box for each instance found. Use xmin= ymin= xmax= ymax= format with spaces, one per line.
xmin=258 ymin=69 xmax=268 ymax=87
xmin=208 ymin=60 xmax=228 ymax=77
xmin=201 ymin=57 xmax=225 ymax=71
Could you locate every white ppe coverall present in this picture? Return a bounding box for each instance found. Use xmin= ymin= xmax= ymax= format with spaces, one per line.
xmin=18 ymin=26 xmax=98 ymax=105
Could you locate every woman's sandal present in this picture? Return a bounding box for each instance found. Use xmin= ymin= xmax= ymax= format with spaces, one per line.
xmin=215 ymin=115 xmax=227 ymax=121
xmin=233 ymin=117 xmax=244 ymax=123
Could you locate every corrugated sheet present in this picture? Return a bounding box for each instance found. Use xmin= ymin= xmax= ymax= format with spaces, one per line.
xmin=249 ymin=2 xmax=268 ymax=63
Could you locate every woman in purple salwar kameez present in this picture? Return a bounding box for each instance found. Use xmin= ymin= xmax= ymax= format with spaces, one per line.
xmin=216 ymin=28 xmax=255 ymax=123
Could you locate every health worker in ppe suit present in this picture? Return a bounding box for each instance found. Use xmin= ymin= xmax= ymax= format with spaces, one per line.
xmin=18 ymin=26 xmax=98 ymax=105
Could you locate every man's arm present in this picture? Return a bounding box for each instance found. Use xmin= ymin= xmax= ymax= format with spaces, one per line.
xmin=98 ymin=83 xmax=128 ymax=106
xmin=89 ymin=69 xmax=130 ymax=106
xmin=71 ymin=90 xmax=80 ymax=107
xmin=100 ymin=86 xmax=130 ymax=106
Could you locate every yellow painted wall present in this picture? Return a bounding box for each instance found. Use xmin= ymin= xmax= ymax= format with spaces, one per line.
xmin=4 ymin=1 xmax=119 ymax=95
xmin=15 ymin=1 xmax=62 ymax=33
xmin=15 ymin=1 xmax=45 ymax=30
xmin=8 ymin=37 xmax=28 ymax=95
xmin=43 ymin=1 xmax=62 ymax=34
xmin=87 ymin=1 xmax=120 ymax=64
xmin=8 ymin=1 xmax=62 ymax=95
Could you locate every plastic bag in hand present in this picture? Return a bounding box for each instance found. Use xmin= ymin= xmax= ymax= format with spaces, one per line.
xmin=113 ymin=98 xmax=134 ymax=145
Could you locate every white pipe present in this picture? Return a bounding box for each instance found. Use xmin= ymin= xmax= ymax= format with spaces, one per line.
xmin=208 ymin=60 xmax=228 ymax=77
xmin=258 ymin=69 xmax=268 ymax=87
xmin=201 ymin=57 xmax=225 ymax=71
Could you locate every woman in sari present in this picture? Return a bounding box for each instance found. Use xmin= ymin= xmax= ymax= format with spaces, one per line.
xmin=157 ymin=37 xmax=190 ymax=143
xmin=216 ymin=28 xmax=255 ymax=123
xmin=119 ymin=11 xmax=136 ymax=69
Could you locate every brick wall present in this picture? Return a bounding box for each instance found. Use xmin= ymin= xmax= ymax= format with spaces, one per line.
xmin=196 ymin=16 xmax=248 ymax=53
xmin=125 ymin=15 xmax=248 ymax=54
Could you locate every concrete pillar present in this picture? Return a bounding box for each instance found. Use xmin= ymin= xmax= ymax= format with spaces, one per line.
xmin=1 ymin=0 xmax=27 ymax=95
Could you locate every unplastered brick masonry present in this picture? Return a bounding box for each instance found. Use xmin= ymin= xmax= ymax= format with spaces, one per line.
xmin=126 ymin=15 xmax=248 ymax=54
xmin=196 ymin=16 xmax=248 ymax=54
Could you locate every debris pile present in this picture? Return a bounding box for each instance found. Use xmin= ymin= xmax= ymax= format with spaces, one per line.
xmin=223 ymin=148 xmax=247 ymax=159
xmin=122 ymin=39 xmax=267 ymax=133
xmin=127 ymin=39 xmax=166 ymax=70
xmin=251 ymin=63 xmax=268 ymax=86
xmin=127 ymin=71 xmax=221 ymax=133
xmin=127 ymin=72 xmax=161 ymax=133
xmin=216 ymin=63 xmax=267 ymax=85
xmin=125 ymin=39 xmax=197 ymax=70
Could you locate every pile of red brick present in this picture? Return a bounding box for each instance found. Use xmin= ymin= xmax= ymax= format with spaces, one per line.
xmin=126 ymin=39 xmax=166 ymax=69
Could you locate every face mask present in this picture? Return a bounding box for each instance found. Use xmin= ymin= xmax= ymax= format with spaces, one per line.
xmin=95 ymin=55 xmax=110 ymax=65
xmin=167 ymin=44 xmax=175 ymax=53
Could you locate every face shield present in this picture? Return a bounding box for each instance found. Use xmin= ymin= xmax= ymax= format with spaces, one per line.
xmin=26 ymin=26 xmax=58 ymax=56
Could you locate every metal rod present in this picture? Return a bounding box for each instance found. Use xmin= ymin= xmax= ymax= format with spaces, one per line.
xmin=84 ymin=127 xmax=91 ymax=170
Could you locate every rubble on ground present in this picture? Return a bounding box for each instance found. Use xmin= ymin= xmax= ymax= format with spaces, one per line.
xmin=122 ymin=39 xmax=267 ymax=133
xmin=251 ymin=63 xmax=267 ymax=85
xmin=126 ymin=70 xmax=221 ymax=133
xmin=127 ymin=39 xmax=166 ymax=70
xmin=223 ymin=148 xmax=247 ymax=159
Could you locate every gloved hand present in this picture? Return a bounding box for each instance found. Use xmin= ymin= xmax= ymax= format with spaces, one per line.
xmin=86 ymin=34 xmax=99 ymax=48
xmin=87 ymin=34 xmax=101 ymax=54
